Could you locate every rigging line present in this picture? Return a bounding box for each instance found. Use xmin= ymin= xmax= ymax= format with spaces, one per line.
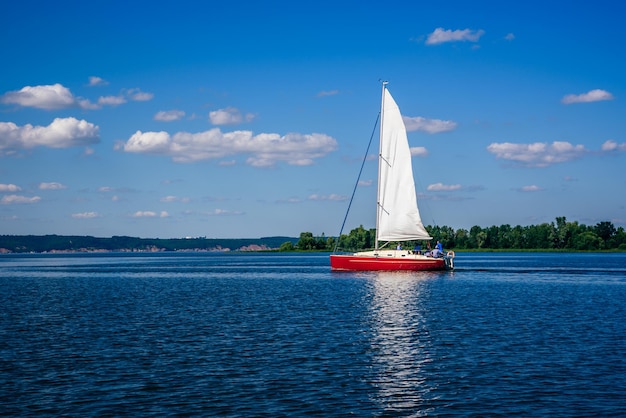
xmin=333 ymin=112 xmax=380 ymax=253
xmin=415 ymin=174 xmax=438 ymax=228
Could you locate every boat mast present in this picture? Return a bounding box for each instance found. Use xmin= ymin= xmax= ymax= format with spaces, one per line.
xmin=375 ymin=81 xmax=387 ymax=251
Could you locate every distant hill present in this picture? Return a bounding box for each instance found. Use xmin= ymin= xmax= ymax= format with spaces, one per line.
xmin=0 ymin=235 xmax=298 ymax=253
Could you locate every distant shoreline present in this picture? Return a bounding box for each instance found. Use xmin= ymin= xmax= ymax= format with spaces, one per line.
xmin=0 ymin=235 xmax=298 ymax=254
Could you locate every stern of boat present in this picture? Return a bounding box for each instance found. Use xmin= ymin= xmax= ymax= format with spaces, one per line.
xmin=443 ymin=251 xmax=455 ymax=270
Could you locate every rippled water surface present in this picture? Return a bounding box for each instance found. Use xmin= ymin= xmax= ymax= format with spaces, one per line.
xmin=1 ymin=252 xmax=625 ymax=416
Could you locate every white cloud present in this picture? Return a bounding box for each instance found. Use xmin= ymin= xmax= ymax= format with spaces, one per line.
xmin=426 ymin=27 xmax=485 ymax=45
xmin=358 ymin=179 xmax=373 ymax=187
xmin=207 ymin=209 xmax=243 ymax=216
xmin=132 ymin=211 xmax=155 ymax=218
xmin=98 ymin=95 xmax=126 ymax=106
xmin=403 ymin=116 xmax=457 ymax=133
xmin=0 ymin=184 xmax=21 ymax=192
xmin=88 ymin=76 xmax=109 ymax=86
xmin=131 ymin=210 xmax=168 ymax=218
xmin=72 ymin=211 xmax=99 ymax=219
xmin=120 ymin=128 xmax=338 ymax=167
xmin=561 ymin=89 xmax=614 ymax=104
xmin=1 ymin=194 xmax=41 ymax=204
xmin=126 ymin=88 xmax=154 ymax=101
xmin=307 ymin=194 xmax=348 ymax=201
xmin=487 ymin=141 xmax=587 ymax=167
xmin=601 ymin=139 xmax=626 ymax=151
xmin=1 ymin=84 xmax=76 ymax=110
xmin=0 ymin=117 xmax=100 ymax=154
xmin=410 ymin=146 xmax=428 ymax=157
xmin=209 ymin=107 xmax=254 ymax=125
xmin=519 ymin=185 xmax=543 ymax=192
xmin=160 ymin=195 xmax=190 ymax=203
xmin=277 ymin=197 xmax=302 ymax=204
xmin=1 ymin=83 xmax=154 ymax=110
xmin=427 ymin=183 xmax=462 ymax=191
xmin=505 ymin=33 xmax=515 ymax=41
xmin=39 ymin=182 xmax=67 ymax=190
xmin=154 ymin=110 xmax=186 ymax=122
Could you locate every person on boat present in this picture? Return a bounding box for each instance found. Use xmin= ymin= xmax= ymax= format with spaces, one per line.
xmin=423 ymin=242 xmax=431 ymax=256
xmin=431 ymin=241 xmax=444 ymax=258
xmin=396 ymin=243 xmax=402 ymax=250
xmin=413 ymin=244 xmax=421 ymax=255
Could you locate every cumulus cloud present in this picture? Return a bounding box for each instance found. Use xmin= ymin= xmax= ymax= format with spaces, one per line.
xmin=410 ymin=146 xmax=428 ymax=157
xmin=209 ymin=107 xmax=254 ymax=125
xmin=39 ymin=182 xmax=67 ymax=190
xmin=206 ymin=209 xmax=243 ymax=216
xmin=154 ymin=110 xmax=186 ymax=122
xmin=72 ymin=211 xmax=99 ymax=219
xmin=426 ymin=27 xmax=485 ymax=45
xmin=403 ymin=116 xmax=457 ymax=133
xmin=307 ymin=194 xmax=348 ymax=201
xmin=487 ymin=141 xmax=587 ymax=167
xmin=126 ymin=88 xmax=154 ymax=102
xmin=88 ymin=76 xmax=109 ymax=86
xmin=0 ymin=184 xmax=21 ymax=192
xmin=160 ymin=195 xmax=190 ymax=203
xmin=131 ymin=211 xmax=169 ymax=218
xmin=561 ymin=89 xmax=614 ymax=104
xmin=1 ymin=84 xmax=76 ymax=110
xmin=0 ymin=117 xmax=100 ymax=155
xmin=118 ymin=128 xmax=338 ymax=167
xmin=427 ymin=183 xmax=462 ymax=191
xmin=1 ymin=83 xmax=153 ymax=110
xmin=277 ymin=197 xmax=302 ymax=204
xmin=1 ymin=194 xmax=41 ymax=204
xmin=601 ymin=139 xmax=626 ymax=151
xmin=98 ymin=95 xmax=126 ymax=106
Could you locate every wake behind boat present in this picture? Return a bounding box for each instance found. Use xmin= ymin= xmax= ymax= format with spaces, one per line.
xmin=330 ymin=83 xmax=454 ymax=271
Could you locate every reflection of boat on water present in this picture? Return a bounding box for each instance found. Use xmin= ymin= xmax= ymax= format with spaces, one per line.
xmin=330 ymin=83 xmax=455 ymax=271
xmin=368 ymin=273 xmax=434 ymax=412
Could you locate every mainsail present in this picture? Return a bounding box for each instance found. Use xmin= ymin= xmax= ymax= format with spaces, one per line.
xmin=376 ymin=87 xmax=432 ymax=243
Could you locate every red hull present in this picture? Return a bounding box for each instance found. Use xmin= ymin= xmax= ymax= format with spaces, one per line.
xmin=330 ymin=254 xmax=447 ymax=271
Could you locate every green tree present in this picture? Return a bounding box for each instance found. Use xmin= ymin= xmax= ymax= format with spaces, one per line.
xmin=297 ymin=232 xmax=316 ymax=250
xmin=573 ymin=231 xmax=602 ymax=250
xmin=594 ymin=221 xmax=616 ymax=248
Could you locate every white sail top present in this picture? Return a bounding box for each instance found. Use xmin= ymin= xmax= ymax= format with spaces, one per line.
xmin=376 ymin=88 xmax=432 ymax=243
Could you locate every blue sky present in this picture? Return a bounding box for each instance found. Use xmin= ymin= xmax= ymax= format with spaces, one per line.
xmin=1 ymin=0 xmax=625 ymax=239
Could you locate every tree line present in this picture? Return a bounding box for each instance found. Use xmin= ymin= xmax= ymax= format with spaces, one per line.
xmin=0 ymin=235 xmax=297 ymax=253
xmin=291 ymin=217 xmax=626 ymax=251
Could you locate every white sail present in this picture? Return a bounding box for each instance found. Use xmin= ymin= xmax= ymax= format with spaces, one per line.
xmin=376 ymin=88 xmax=432 ymax=242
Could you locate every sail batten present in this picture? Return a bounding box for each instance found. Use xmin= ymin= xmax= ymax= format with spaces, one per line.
xmin=376 ymin=88 xmax=432 ymax=243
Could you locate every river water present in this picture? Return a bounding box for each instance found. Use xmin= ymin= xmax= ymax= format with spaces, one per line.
xmin=1 ymin=252 xmax=625 ymax=416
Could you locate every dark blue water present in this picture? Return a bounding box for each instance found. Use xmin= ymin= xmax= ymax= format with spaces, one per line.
xmin=1 ymin=252 xmax=625 ymax=416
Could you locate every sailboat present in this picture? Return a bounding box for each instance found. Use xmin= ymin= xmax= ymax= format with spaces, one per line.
xmin=330 ymin=83 xmax=455 ymax=271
